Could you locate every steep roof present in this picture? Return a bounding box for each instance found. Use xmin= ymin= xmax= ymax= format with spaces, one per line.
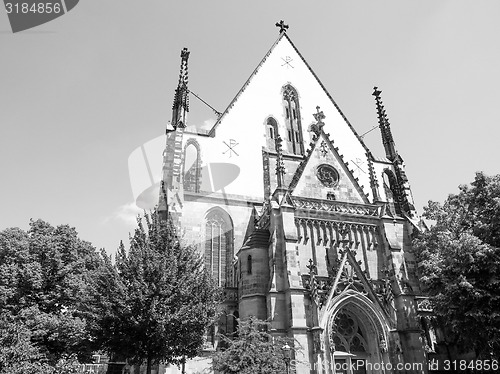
xmin=208 ymin=32 xmax=372 ymax=157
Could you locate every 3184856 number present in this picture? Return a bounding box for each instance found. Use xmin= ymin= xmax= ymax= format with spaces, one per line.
xmin=5 ymin=2 xmax=62 ymax=14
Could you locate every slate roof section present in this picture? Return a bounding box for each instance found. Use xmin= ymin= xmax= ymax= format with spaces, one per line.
xmin=240 ymin=229 xmax=271 ymax=250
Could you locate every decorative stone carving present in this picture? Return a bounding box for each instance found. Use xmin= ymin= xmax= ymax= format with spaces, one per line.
xmin=310 ymin=106 xmax=326 ymax=136
xmin=379 ymin=336 xmax=388 ymax=353
xmin=292 ymin=197 xmax=379 ymax=217
xmin=316 ymin=164 xmax=339 ymax=188
xmin=416 ymin=297 xmax=433 ymax=313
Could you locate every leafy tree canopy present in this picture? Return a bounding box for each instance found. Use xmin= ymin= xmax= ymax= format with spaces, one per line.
xmin=413 ymin=172 xmax=500 ymax=359
xmin=97 ymin=210 xmax=221 ymax=374
xmin=212 ymin=317 xmax=297 ymax=374
xmin=0 ymin=220 xmax=106 ymax=372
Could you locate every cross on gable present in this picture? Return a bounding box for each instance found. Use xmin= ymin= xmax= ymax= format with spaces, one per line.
xmin=275 ymin=20 xmax=289 ymax=33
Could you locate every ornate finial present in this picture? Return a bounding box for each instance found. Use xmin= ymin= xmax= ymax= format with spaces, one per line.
xmin=309 ymin=106 xmax=326 ymax=136
xmin=373 ymin=86 xmax=396 ymax=161
xmin=275 ymin=20 xmax=289 ymax=33
xmin=275 ymin=135 xmax=286 ymax=186
xmin=180 ymin=47 xmax=190 ymax=61
xmin=306 ymin=259 xmax=318 ymax=275
xmin=366 ymin=153 xmax=381 ymax=201
xmin=313 ymin=106 xmax=325 ymax=123
xmin=177 ymin=47 xmax=190 ymax=95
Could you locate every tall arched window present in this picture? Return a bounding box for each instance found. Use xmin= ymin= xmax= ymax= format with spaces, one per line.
xmin=265 ymin=117 xmax=279 ymax=151
xmin=183 ymin=140 xmax=201 ymax=193
xmin=282 ymin=85 xmax=304 ymax=155
xmin=204 ymin=208 xmax=234 ymax=287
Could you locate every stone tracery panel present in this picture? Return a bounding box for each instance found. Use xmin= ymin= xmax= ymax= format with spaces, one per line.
xmin=204 ymin=208 xmax=234 ymax=287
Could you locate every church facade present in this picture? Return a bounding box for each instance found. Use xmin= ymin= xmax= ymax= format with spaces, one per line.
xmin=159 ymin=23 xmax=432 ymax=374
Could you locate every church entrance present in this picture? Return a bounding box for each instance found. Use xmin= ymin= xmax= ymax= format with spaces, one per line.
xmin=331 ymin=310 xmax=368 ymax=374
xmin=327 ymin=304 xmax=387 ymax=374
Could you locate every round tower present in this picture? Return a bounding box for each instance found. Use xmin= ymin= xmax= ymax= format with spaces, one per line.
xmin=238 ymin=229 xmax=270 ymax=320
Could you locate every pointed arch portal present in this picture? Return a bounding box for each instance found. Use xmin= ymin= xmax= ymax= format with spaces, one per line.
xmin=321 ymin=291 xmax=392 ymax=374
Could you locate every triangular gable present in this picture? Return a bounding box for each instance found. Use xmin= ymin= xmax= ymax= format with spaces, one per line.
xmin=195 ymin=30 xmax=373 ymax=200
xmin=209 ymin=33 xmax=371 ymax=158
xmin=332 ymin=248 xmax=392 ymax=319
xmin=289 ymin=132 xmax=369 ymax=204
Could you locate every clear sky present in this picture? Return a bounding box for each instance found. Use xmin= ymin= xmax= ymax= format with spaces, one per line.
xmin=1 ymin=1 xmax=499 ymax=254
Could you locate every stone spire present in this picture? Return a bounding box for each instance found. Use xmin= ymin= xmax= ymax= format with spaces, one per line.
xmin=373 ymin=87 xmax=397 ymax=162
xmin=373 ymin=87 xmax=418 ymax=218
xmin=169 ymin=48 xmax=190 ymax=132
xmin=159 ymin=48 xmax=190 ymax=221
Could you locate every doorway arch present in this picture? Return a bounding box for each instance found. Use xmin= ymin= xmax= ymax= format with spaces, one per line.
xmin=322 ymin=291 xmax=392 ymax=374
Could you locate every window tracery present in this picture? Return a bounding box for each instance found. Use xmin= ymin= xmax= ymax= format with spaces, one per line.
xmin=330 ymin=310 xmax=368 ymax=353
xmin=183 ymin=140 xmax=201 ymax=193
xmin=204 ymin=209 xmax=234 ymax=287
xmin=282 ymin=85 xmax=304 ymax=155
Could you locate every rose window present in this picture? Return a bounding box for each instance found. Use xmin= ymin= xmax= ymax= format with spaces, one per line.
xmin=316 ymin=164 xmax=339 ymax=187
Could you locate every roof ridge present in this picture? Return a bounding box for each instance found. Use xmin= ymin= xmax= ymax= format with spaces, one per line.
xmin=288 ymin=133 xmax=321 ymax=191
xmin=208 ymin=33 xmax=286 ymax=135
xmin=282 ymin=34 xmax=372 ymax=156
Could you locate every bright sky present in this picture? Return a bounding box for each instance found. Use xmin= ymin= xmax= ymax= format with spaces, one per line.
xmin=1 ymin=1 xmax=499 ymax=254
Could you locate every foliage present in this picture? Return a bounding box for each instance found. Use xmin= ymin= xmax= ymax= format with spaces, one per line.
xmin=0 ymin=220 xmax=106 ymax=372
xmin=212 ymin=317 xmax=296 ymax=374
xmin=96 ymin=210 xmax=220 ymax=374
xmin=413 ymin=172 xmax=500 ymax=359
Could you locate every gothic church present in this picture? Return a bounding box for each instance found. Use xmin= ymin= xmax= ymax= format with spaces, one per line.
xmin=159 ymin=22 xmax=431 ymax=374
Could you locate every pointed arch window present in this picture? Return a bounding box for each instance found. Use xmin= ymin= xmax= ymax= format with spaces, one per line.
xmin=330 ymin=310 xmax=368 ymax=354
xmin=204 ymin=208 xmax=234 ymax=287
xmin=282 ymin=85 xmax=304 ymax=155
xmin=183 ymin=140 xmax=201 ymax=193
xmin=265 ymin=117 xmax=279 ymax=151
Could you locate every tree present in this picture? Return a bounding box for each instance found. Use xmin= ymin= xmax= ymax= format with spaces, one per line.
xmin=212 ymin=317 xmax=296 ymax=374
xmin=413 ymin=172 xmax=500 ymax=359
xmin=97 ymin=210 xmax=220 ymax=374
xmin=0 ymin=220 xmax=109 ymax=372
